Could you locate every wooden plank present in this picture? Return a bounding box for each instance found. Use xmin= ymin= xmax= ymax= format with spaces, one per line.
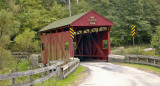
xmin=126 ymin=55 xmax=160 ymax=60
xmin=62 ymin=59 xmax=79 ymax=71
xmin=125 ymin=61 xmax=160 ymax=67
xmin=64 ymin=63 xmax=79 ymax=78
xmin=62 ymin=61 xmax=75 ymax=70
xmin=0 ymin=61 xmax=63 ymax=80
xmin=9 ymin=70 xmax=57 ymax=86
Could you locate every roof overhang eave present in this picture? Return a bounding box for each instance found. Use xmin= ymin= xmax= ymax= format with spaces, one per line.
xmin=38 ymin=25 xmax=70 ymax=33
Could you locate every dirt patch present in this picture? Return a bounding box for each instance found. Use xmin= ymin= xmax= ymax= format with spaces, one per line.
xmin=68 ymin=68 xmax=89 ymax=86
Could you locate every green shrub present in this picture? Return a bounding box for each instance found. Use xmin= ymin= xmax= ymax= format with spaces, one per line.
xmin=12 ymin=28 xmax=40 ymax=53
xmin=151 ymin=26 xmax=160 ymax=49
xmin=0 ymin=46 xmax=13 ymax=69
xmin=114 ymin=47 xmax=156 ymax=56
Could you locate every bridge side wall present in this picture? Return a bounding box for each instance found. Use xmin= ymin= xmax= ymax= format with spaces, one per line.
xmin=40 ymin=31 xmax=73 ymax=64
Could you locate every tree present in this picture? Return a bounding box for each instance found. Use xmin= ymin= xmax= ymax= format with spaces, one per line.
xmin=14 ymin=28 xmax=40 ymax=53
xmin=0 ymin=9 xmax=20 ymax=69
xmin=151 ymin=26 xmax=160 ymax=49
xmin=72 ymin=0 xmax=90 ymax=15
xmin=0 ymin=46 xmax=13 ymax=69
xmin=0 ymin=10 xmax=20 ymax=45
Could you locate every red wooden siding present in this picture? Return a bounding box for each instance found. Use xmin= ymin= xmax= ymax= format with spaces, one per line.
xmin=40 ymin=31 xmax=72 ymax=64
xmin=71 ymin=11 xmax=113 ymax=27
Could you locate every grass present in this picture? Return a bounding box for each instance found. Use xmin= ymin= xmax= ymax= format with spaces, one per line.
xmin=0 ymin=59 xmax=30 ymax=74
xmin=113 ymin=63 xmax=160 ymax=75
xmin=34 ymin=65 xmax=88 ymax=86
xmin=0 ymin=59 xmax=31 ymax=86
xmin=124 ymin=43 xmax=152 ymax=49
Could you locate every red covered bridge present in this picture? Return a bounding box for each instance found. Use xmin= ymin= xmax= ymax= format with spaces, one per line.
xmin=39 ymin=10 xmax=114 ymax=64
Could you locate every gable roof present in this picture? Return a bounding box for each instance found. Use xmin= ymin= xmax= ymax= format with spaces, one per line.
xmin=39 ymin=10 xmax=114 ymax=32
xmin=39 ymin=12 xmax=87 ymax=32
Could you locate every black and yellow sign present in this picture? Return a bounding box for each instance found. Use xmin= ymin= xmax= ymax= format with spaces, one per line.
xmin=70 ymin=28 xmax=74 ymax=39
xmin=131 ymin=25 xmax=135 ymax=36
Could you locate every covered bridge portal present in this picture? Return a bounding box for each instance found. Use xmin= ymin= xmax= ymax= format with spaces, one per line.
xmin=39 ymin=10 xmax=114 ymax=64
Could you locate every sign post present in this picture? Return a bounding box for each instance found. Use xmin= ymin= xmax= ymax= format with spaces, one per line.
xmin=131 ymin=25 xmax=136 ymax=53
xmin=70 ymin=28 xmax=74 ymax=58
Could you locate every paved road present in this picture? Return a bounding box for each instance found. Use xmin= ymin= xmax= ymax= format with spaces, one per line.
xmin=79 ymin=62 xmax=160 ymax=86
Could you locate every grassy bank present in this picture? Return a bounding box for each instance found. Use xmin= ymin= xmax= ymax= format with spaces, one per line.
xmin=34 ymin=65 xmax=88 ymax=86
xmin=0 ymin=60 xmax=30 ymax=74
xmin=113 ymin=63 xmax=160 ymax=75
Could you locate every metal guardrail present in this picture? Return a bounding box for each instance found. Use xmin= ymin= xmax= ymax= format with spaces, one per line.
xmin=125 ymin=55 xmax=160 ymax=67
xmin=0 ymin=58 xmax=80 ymax=86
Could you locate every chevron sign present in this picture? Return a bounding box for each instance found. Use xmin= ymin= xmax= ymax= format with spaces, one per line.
xmin=70 ymin=28 xmax=74 ymax=39
xmin=131 ymin=25 xmax=135 ymax=36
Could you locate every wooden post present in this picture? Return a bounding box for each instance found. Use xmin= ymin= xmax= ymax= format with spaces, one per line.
xmin=29 ymin=66 xmax=32 ymax=86
xmin=52 ymin=68 xmax=54 ymax=80
xmin=147 ymin=58 xmax=149 ymax=63
xmin=137 ymin=57 xmax=139 ymax=62
xmin=128 ymin=57 xmax=130 ymax=62
xmin=154 ymin=59 xmax=156 ymax=64
xmin=41 ymin=64 xmax=44 ymax=85
xmin=76 ymin=0 xmax=79 ymax=3
xmin=68 ymin=0 xmax=71 ymax=16
xmin=107 ymin=26 xmax=111 ymax=55
xmin=47 ymin=64 xmax=49 ymax=86
xmin=60 ymin=67 xmax=64 ymax=79
xmin=11 ymin=70 xmax=15 ymax=85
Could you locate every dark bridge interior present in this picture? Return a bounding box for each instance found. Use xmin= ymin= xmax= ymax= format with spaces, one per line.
xmin=74 ymin=29 xmax=109 ymax=61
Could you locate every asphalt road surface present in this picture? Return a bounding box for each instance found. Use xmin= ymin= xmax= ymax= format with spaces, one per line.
xmin=79 ymin=62 xmax=160 ymax=86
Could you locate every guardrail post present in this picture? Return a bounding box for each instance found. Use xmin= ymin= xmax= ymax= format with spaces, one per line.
xmin=47 ymin=64 xmax=50 ymax=86
xmin=137 ymin=57 xmax=139 ymax=62
xmin=11 ymin=69 xmax=15 ymax=85
xmin=154 ymin=59 xmax=156 ymax=64
xmin=147 ymin=58 xmax=149 ymax=63
xmin=128 ymin=57 xmax=130 ymax=62
xmin=52 ymin=68 xmax=54 ymax=80
xmin=60 ymin=67 xmax=64 ymax=79
xmin=41 ymin=64 xmax=44 ymax=85
xmin=29 ymin=66 xmax=32 ymax=86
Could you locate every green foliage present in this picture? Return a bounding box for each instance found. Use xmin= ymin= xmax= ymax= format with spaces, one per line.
xmin=103 ymin=40 xmax=108 ymax=49
xmin=72 ymin=0 xmax=90 ymax=15
xmin=0 ymin=0 xmax=160 ymax=51
xmin=49 ymin=1 xmax=68 ymax=19
xmin=0 ymin=59 xmax=30 ymax=86
xmin=0 ymin=9 xmax=20 ymax=46
xmin=0 ymin=46 xmax=13 ymax=69
xmin=15 ymin=60 xmax=30 ymax=72
xmin=114 ymin=47 xmax=156 ymax=56
xmin=65 ymin=41 xmax=69 ymax=50
xmin=14 ymin=28 xmax=40 ymax=53
xmin=151 ymin=26 xmax=160 ymax=49
xmin=0 ymin=7 xmax=20 ymax=70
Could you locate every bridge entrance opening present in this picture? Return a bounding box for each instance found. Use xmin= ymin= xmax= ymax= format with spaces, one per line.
xmin=74 ymin=27 xmax=110 ymax=61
